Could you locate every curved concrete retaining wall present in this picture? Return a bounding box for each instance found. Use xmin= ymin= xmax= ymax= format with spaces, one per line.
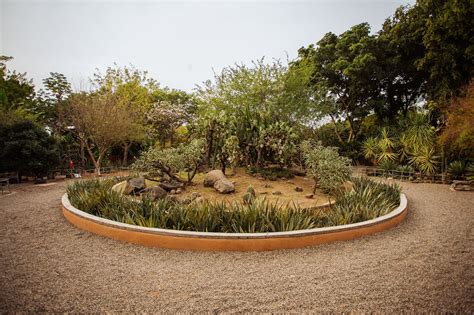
xmin=61 ymin=193 xmax=408 ymax=251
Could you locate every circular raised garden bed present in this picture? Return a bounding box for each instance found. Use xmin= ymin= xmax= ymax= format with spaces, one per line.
xmin=61 ymin=193 xmax=408 ymax=251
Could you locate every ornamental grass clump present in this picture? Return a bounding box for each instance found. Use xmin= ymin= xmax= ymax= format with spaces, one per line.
xmin=328 ymin=177 xmax=401 ymax=226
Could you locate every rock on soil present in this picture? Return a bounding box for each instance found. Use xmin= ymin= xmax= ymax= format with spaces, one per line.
xmin=125 ymin=177 xmax=145 ymax=194
xmin=295 ymin=186 xmax=303 ymax=192
xmin=203 ymin=170 xmax=226 ymax=187
xmin=214 ymin=178 xmax=235 ymax=194
xmin=158 ymin=182 xmax=182 ymax=192
xmin=141 ymin=186 xmax=167 ymax=201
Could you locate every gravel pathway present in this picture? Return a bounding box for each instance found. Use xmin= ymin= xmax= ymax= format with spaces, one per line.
xmin=0 ymin=180 xmax=472 ymax=312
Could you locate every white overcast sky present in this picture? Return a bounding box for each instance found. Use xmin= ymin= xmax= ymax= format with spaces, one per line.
xmin=1 ymin=0 xmax=415 ymax=92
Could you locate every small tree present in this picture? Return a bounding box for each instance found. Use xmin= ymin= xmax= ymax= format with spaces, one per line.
xmin=133 ymin=139 xmax=205 ymax=184
xmin=68 ymin=92 xmax=134 ymax=175
xmin=302 ymin=141 xmax=352 ymax=194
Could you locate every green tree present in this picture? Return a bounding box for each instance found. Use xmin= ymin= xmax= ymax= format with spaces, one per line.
xmin=294 ymin=23 xmax=382 ymax=143
xmin=416 ymin=0 xmax=474 ymax=104
xmin=146 ymin=88 xmax=195 ymax=147
xmin=36 ymin=72 xmax=72 ymax=135
xmin=0 ymin=56 xmax=37 ymax=119
xmin=68 ymin=92 xmax=137 ymax=175
xmin=301 ymin=141 xmax=352 ymax=193
xmin=376 ymin=5 xmax=427 ymax=120
xmin=195 ymin=59 xmax=302 ymax=171
xmin=0 ymin=116 xmax=59 ymax=180
xmin=91 ymin=64 xmax=155 ymax=165
xmin=133 ymin=138 xmax=205 ymax=184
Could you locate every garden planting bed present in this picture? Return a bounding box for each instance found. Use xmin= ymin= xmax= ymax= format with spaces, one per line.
xmin=61 ymin=189 xmax=408 ymax=251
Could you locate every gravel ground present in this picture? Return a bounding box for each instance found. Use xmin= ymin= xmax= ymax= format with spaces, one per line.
xmin=0 ymin=180 xmax=472 ymax=313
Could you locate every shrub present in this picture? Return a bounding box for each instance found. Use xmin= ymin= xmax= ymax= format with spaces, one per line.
xmin=133 ymin=139 xmax=205 ymax=183
xmin=255 ymin=167 xmax=295 ymax=181
xmin=466 ymin=164 xmax=474 ymax=183
xmin=379 ymin=159 xmax=398 ymax=173
xmin=396 ymin=164 xmax=414 ymax=173
xmin=447 ymin=161 xmax=468 ymax=179
xmin=301 ymin=141 xmax=352 ymax=193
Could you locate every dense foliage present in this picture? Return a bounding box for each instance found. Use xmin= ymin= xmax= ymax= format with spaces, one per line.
xmin=0 ymin=118 xmax=59 ymax=178
xmin=301 ymin=141 xmax=352 ymax=193
xmin=67 ymin=177 xmax=401 ymax=232
xmin=132 ymin=139 xmax=205 ymax=183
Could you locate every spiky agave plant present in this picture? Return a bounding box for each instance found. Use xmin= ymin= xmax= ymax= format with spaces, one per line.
xmin=447 ymin=161 xmax=467 ymax=179
xmin=328 ymin=177 xmax=401 ymax=226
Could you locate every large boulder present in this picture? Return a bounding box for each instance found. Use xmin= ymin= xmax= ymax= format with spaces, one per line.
xmin=214 ymin=178 xmax=235 ymax=194
xmin=141 ymin=186 xmax=167 ymax=201
xmin=203 ymin=170 xmax=226 ymax=187
xmin=125 ymin=177 xmax=146 ymax=195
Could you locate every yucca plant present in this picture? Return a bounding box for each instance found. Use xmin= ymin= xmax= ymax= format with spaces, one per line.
xmin=377 ymin=128 xmax=398 ymax=163
xmin=397 ymin=164 xmax=414 ymax=173
xmin=409 ymin=146 xmax=439 ymax=175
xmin=362 ymin=136 xmax=380 ymax=164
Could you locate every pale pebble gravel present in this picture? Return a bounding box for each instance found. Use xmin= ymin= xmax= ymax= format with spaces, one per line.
xmin=0 ymin=180 xmax=473 ymax=313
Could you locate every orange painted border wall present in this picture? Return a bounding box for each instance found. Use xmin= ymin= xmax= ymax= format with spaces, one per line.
xmin=61 ymin=194 xmax=408 ymax=251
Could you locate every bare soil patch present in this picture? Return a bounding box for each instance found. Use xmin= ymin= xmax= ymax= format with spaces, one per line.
xmin=178 ymin=168 xmax=329 ymax=208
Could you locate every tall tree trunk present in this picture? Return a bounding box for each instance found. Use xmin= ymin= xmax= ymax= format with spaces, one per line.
xmin=220 ymin=155 xmax=227 ymax=175
xmin=256 ymin=148 xmax=263 ymax=171
xmin=122 ymin=142 xmax=132 ymax=166
xmin=205 ymin=123 xmax=215 ymax=168
xmin=347 ymin=117 xmax=356 ymax=143
xmin=329 ymin=115 xmax=344 ymax=144
xmin=84 ymin=142 xmax=103 ymax=176
xmin=80 ymin=142 xmax=85 ymax=171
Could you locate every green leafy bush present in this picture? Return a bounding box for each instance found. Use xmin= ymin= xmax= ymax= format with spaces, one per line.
xmin=254 ymin=167 xmax=295 ymax=181
xmin=301 ymin=141 xmax=352 ymax=193
xmin=133 ymin=139 xmax=204 ymax=183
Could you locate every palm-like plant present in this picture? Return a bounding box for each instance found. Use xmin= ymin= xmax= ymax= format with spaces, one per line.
xmin=397 ymin=133 xmax=412 ymax=163
xmin=403 ymin=112 xmax=435 ymax=150
xmin=362 ymin=136 xmax=379 ymax=164
xmin=409 ymin=146 xmax=439 ymax=175
xmin=377 ymin=128 xmax=398 ymax=162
